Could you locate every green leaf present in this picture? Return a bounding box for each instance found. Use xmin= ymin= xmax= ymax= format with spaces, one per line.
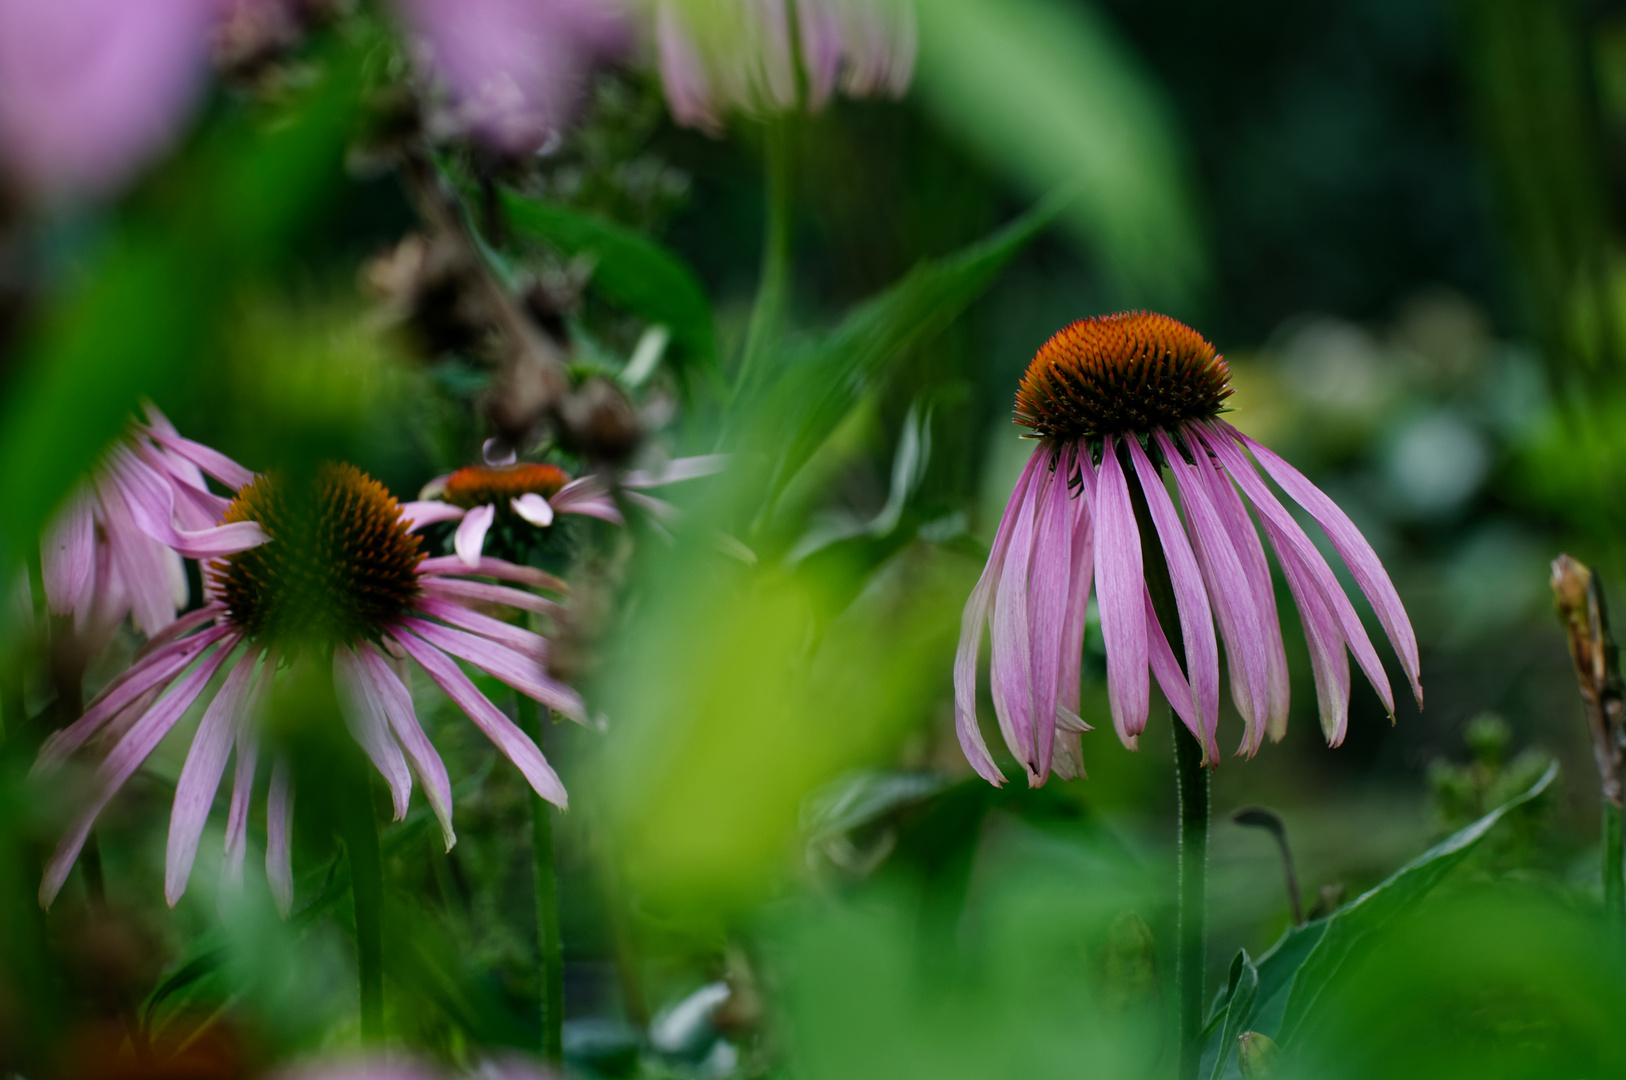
xmin=913 ymin=0 xmax=1205 ymax=297
xmin=742 ymin=189 xmax=1067 ymax=500
xmin=500 ymin=192 xmax=720 ymax=389
xmin=1209 ymin=950 xmax=1260 ymax=1080
xmin=1276 ymin=760 xmax=1558 ymax=1044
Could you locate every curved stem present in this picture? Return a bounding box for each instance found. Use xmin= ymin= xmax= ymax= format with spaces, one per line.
xmin=737 ymin=120 xmax=794 ymax=401
xmin=518 ymin=697 xmax=564 ymax=1065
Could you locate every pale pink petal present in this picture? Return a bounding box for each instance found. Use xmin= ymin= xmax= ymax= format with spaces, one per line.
xmin=550 ymin=477 xmax=624 ymax=525
xmin=454 ymin=503 xmax=497 ymax=567
xmin=222 ymin=715 xmax=260 ymax=889
xmin=953 ymin=450 xmax=1046 ymax=786
xmin=1195 ymin=424 xmax=1396 ymax=718
xmin=989 ymin=449 xmax=1044 ymax=775
xmin=267 ymin=755 xmax=294 ymax=917
xmin=1088 ymin=436 xmax=1148 ymax=747
xmin=106 ymin=449 xmax=264 ymax=558
xmin=144 ymin=424 xmax=255 ymax=490
xmin=422 ymin=577 xmax=562 ymax=618
xmin=415 ymin=595 xmax=548 ymax=659
xmin=1144 ymin=587 xmax=1211 ymax=763
xmin=41 ymin=491 xmax=94 ymax=615
xmin=656 ymin=1 xmax=720 ymax=131
xmin=399 ymin=616 xmax=583 ymax=720
xmin=390 ymin=631 xmax=568 ymax=809
xmin=1024 ymin=447 xmax=1075 ymax=784
xmin=1158 ymin=431 xmax=1272 ymax=755
xmin=511 ymin=493 xmax=554 ymax=527
xmin=1267 ymin=521 xmax=1351 ymax=744
xmin=623 ymin=454 xmax=729 ymax=488
xmin=333 ymin=646 xmax=413 ymax=822
xmin=1224 ymin=422 xmax=1421 ymax=708
xmin=797 ymin=0 xmax=844 ymax=108
xmin=1057 ymin=475 xmax=1094 ymax=720
xmin=134 ymin=602 xmax=221 ymax=661
xmin=357 ymin=644 xmax=456 ymax=851
xmin=399 ymin=500 xmax=467 ymax=531
xmin=1128 ymin=436 xmax=1219 ymax=751
xmin=41 ymin=635 xmax=236 ymax=908
xmin=166 ymin=646 xmax=262 ymax=906
xmin=420 ymin=556 xmax=568 ymax=592
xmin=95 ymin=471 xmax=179 ymax=635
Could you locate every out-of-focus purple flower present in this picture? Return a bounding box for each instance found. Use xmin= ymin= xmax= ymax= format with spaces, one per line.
xmin=33 ymin=452 xmax=586 ymax=912
xmin=0 ymin=0 xmax=215 ymax=197
xmin=409 ymin=454 xmax=726 ymax=566
xmin=41 ymin=406 xmax=264 ymax=648
xmin=652 ymin=0 xmax=914 ymax=132
xmin=956 ymin=312 xmax=1423 ymax=786
xmin=395 ymin=0 xmax=630 ymax=155
xmin=274 ymin=1055 xmax=558 ymax=1080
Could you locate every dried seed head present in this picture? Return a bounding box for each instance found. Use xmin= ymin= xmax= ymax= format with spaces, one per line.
xmin=1014 ymin=311 xmax=1231 ymax=440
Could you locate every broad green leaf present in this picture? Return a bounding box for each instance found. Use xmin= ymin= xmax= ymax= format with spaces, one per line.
xmin=501 ymin=192 xmax=720 ymax=388
xmin=1276 ymin=760 xmax=1557 ymax=1044
xmin=913 ymin=0 xmax=1204 ymax=297
xmin=742 ymin=189 xmax=1068 ymax=501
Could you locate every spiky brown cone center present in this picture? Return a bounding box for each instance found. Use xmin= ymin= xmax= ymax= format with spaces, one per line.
xmin=212 ymin=463 xmax=423 ymax=646
xmin=1014 ymin=311 xmax=1232 ymax=440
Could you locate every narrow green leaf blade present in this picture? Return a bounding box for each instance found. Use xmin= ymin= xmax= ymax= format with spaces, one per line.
xmin=1210 ymin=950 xmax=1260 ymax=1080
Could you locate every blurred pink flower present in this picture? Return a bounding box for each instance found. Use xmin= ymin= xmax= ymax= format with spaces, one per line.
xmin=0 ymin=0 xmax=215 ymax=197
xmin=653 ymin=0 xmax=914 ymax=131
xmin=395 ymin=0 xmax=630 ymax=155
xmin=33 ymin=456 xmax=584 ymax=912
xmin=957 ymin=313 xmax=1422 ymax=786
xmin=274 ymin=1055 xmax=557 ymax=1080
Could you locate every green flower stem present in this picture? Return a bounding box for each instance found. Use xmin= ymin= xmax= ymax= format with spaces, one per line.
xmin=518 ymin=697 xmax=565 ymax=1065
xmin=339 ymin=771 xmax=385 ymax=1041
xmin=1127 ymin=446 xmax=1209 ymax=1080
xmin=1605 ymin=800 xmax=1624 ymax=924
xmin=736 ymin=119 xmax=794 ymax=401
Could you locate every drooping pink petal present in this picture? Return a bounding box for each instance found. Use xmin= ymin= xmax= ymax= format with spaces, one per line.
xmin=1186 ymin=434 xmax=1290 ymax=745
xmin=1223 ymin=422 xmax=1422 ymax=708
xmin=107 ymin=448 xmax=265 ymax=559
xmin=989 ymin=448 xmax=1045 ymax=775
xmin=95 ymin=470 xmax=180 ymax=636
xmin=267 ymin=755 xmax=295 ymax=918
xmin=1143 ymin=585 xmax=1211 ymax=762
xmin=422 ymin=577 xmax=562 ymax=618
xmin=1194 ymin=423 xmax=1396 ymax=718
xmin=511 ymin=493 xmax=555 ymax=527
xmin=421 ymin=556 xmax=568 ymax=592
xmin=454 ymin=503 xmax=497 ymax=567
xmin=416 ymin=595 xmax=549 ymax=659
xmin=1266 ymin=520 xmax=1351 ymax=745
xmin=144 ymin=420 xmax=255 ymax=491
xmin=222 ymin=658 xmax=267 ymax=891
xmin=1158 ymin=430 xmax=1272 ymax=755
xmin=41 ymin=634 xmax=236 ymax=908
xmin=399 ymin=500 xmax=467 ymax=531
xmin=952 ymin=449 xmax=1046 ymax=786
xmin=333 ymin=646 xmax=414 ymax=822
xmin=1087 ymin=435 xmax=1148 ymax=747
xmin=1127 ymin=436 xmax=1219 ymax=749
xmin=38 ymin=623 xmax=232 ymax=771
xmin=166 ymin=646 xmax=262 ymax=907
xmin=390 ymin=631 xmax=568 ymax=809
xmin=1057 ymin=473 xmax=1094 ymax=721
xmin=623 ymin=454 xmax=730 ymax=488
xmin=357 ymin=644 xmax=455 ymax=851
xmin=1025 ymin=445 xmax=1076 ymax=784
xmin=134 ymin=602 xmax=222 ymax=661
xmin=399 ymin=616 xmax=583 ymax=720
xmin=550 ymin=477 xmax=624 ymax=525
xmin=41 ymin=491 xmax=94 ymax=615
xmin=655 ymin=0 xmax=720 ymax=131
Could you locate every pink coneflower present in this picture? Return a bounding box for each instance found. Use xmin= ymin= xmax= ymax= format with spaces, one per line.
xmin=653 ymin=0 xmax=914 ymax=132
xmin=35 ymin=457 xmax=584 ymax=912
xmin=956 ymin=312 xmax=1422 ymax=786
xmin=40 ymin=407 xmax=265 ymax=646
xmin=410 ymin=455 xmax=726 ymax=566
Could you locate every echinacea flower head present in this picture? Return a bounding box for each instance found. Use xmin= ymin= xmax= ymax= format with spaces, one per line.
xmin=652 ymin=0 xmax=914 ymax=132
xmin=957 ymin=311 xmax=1422 ymax=787
xmin=36 ymin=450 xmax=584 ymax=912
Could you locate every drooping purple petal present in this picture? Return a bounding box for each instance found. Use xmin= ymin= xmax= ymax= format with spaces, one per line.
xmin=511 ymin=493 xmax=555 ymax=528
xmin=989 ymin=448 xmax=1046 ymax=775
xmin=41 ymin=634 xmax=236 ymax=908
xmin=144 ymin=422 xmax=256 ymax=491
xmin=1127 ymin=436 xmax=1219 ymax=750
xmin=400 ymin=616 xmax=583 ymax=720
xmin=1267 ymin=520 xmax=1351 ymax=744
xmin=422 ymin=577 xmax=562 ymax=617
xmin=41 ymin=491 xmax=94 ymax=615
xmin=416 ymin=596 xmax=549 ymax=660
xmin=550 ymin=478 xmax=624 ymax=524
xmin=166 ymin=646 xmax=262 ymax=907
xmin=106 ymin=448 xmax=265 ymax=558
xmin=953 ymin=449 xmax=1047 ymax=786
xmin=454 ymin=503 xmax=496 ymax=567
xmin=221 ymin=650 xmax=273 ymax=890
xmin=421 ymin=556 xmax=568 ymax=592
xmin=1088 ymin=435 xmax=1148 ymax=747
xmin=95 ymin=470 xmax=180 ymax=636
xmin=390 ymin=631 xmax=568 ymax=809
xmin=1157 ymin=430 xmax=1272 ymax=755
xmin=1057 ymin=472 xmax=1094 ymax=722
xmin=1025 ymin=445 xmax=1076 ymax=784
xmin=267 ymin=755 xmax=295 ymax=918
xmin=1194 ymin=423 xmax=1396 ymax=718
xmin=357 ymin=644 xmax=456 ymax=851
xmin=1143 ymin=586 xmax=1213 ymax=762
xmin=1222 ymin=422 xmax=1422 ymax=708
xmin=333 ymin=646 xmax=414 ymax=822
xmin=399 ymin=500 xmax=467 ymax=531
